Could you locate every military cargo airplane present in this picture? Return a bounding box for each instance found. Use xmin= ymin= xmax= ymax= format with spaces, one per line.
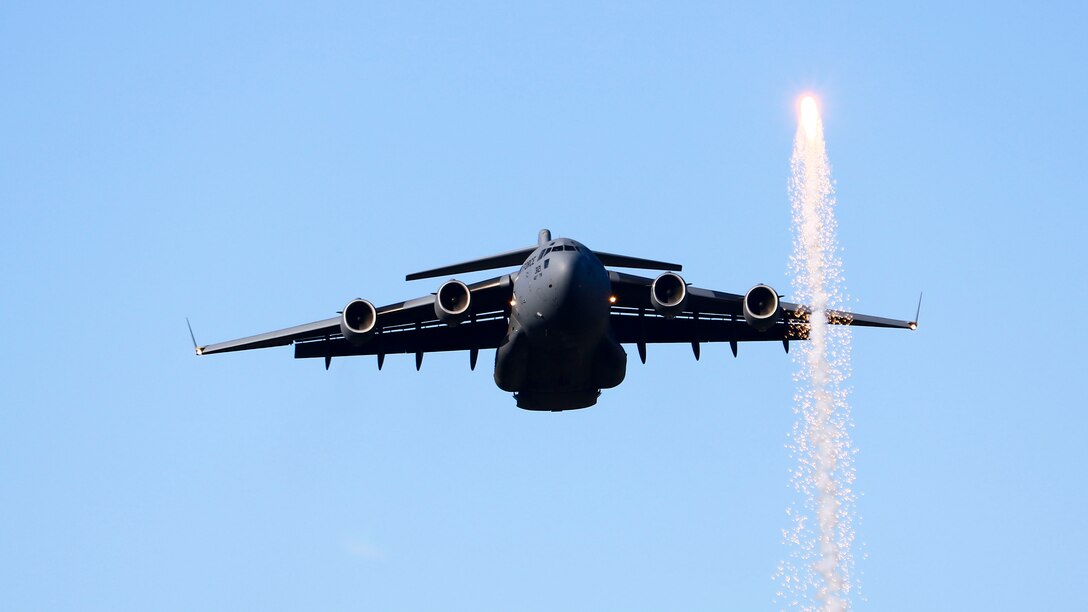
xmin=193 ymin=229 xmax=916 ymax=411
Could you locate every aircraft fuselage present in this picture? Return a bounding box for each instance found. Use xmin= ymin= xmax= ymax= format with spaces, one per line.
xmin=495 ymin=238 xmax=626 ymax=411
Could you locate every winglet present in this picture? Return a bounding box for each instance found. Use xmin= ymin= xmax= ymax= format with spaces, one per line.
xmin=187 ymin=318 xmax=204 ymax=355
xmin=909 ymin=292 xmax=923 ymax=330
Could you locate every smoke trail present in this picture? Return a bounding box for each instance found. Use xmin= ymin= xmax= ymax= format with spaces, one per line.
xmin=776 ymin=97 xmax=856 ymax=612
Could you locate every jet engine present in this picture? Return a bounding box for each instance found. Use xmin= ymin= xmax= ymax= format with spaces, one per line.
xmin=340 ymin=298 xmax=377 ymax=346
xmin=650 ymin=272 xmax=687 ymax=318
xmin=434 ymin=280 xmax=471 ymax=326
xmin=743 ymin=284 xmax=781 ymax=331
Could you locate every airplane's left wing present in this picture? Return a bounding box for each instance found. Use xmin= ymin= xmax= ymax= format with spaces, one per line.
xmin=196 ymin=275 xmax=513 ymax=366
xmin=607 ymin=271 xmax=915 ymax=349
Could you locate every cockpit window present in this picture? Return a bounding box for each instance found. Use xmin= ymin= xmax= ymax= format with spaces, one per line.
xmin=564 ymin=245 xmax=576 ymax=251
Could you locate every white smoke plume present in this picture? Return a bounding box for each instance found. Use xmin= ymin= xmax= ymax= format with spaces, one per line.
xmin=776 ymin=97 xmax=857 ymax=612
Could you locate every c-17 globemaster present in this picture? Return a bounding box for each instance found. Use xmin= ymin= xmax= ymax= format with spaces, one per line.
xmin=192 ymin=229 xmax=916 ymax=411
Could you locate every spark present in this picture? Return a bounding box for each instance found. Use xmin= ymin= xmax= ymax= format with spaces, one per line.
xmin=777 ymin=93 xmax=857 ymax=611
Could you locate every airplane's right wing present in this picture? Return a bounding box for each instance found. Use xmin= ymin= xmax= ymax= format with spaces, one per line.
xmin=196 ymin=275 xmax=514 ymax=367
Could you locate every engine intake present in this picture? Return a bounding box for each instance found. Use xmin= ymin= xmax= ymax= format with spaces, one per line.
xmin=650 ymin=272 xmax=687 ymax=318
xmin=435 ymin=280 xmax=471 ymax=325
xmin=743 ymin=284 xmax=781 ymax=331
xmin=340 ymin=299 xmax=377 ymax=345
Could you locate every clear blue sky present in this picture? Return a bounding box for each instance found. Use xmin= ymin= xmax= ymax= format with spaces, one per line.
xmin=2 ymin=2 xmax=1085 ymax=610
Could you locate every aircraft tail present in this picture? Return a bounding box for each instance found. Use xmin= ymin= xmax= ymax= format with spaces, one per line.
xmin=406 ymin=228 xmax=682 ymax=281
xmin=406 ymin=246 xmax=537 ymax=281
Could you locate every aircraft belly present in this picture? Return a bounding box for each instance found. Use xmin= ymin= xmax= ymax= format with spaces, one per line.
xmin=521 ymin=338 xmax=595 ymax=390
xmin=497 ymin=329 xmax=627 ymax=411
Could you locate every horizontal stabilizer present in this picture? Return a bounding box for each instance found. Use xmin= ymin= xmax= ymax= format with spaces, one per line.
xmin=594 ymin=251 xmax=682 ymax=272
xmin=406 ymin=247 xmax=536 ymax=281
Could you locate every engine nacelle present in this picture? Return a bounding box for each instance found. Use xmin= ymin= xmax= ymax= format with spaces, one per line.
xmin=340 ymin=298 xmax=377 ymax=346
xmin=650 ymin=272 xmax=688 ymax=318
xmin=743 ymin=284 xmax=781 ymax=331
xmin=434 ymin=280 xmax=471 ymax=326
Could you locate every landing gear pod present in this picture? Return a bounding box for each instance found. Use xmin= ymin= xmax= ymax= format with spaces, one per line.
xmin=494 ymin=329 xmax=529 ymax=392
xmin=743 ymin=284 xmax=781 ymax=331
xmin=435 ymin=280 xmax=471 ymax=326
xmin=340 ymin=299 xmax=377 ymax=346
xmin=650 ymin=272 xmax=687 ymax=318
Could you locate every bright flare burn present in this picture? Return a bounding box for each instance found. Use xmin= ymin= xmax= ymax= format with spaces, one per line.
xmin=777 ymin=95 xmax=857 ymax=611
xmin=800 ymin=95 xmax=821 ymax=141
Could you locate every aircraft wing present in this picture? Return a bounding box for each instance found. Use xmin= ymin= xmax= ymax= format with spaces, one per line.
xmin=607 ymin=271 xmax=915 ymax=346
xmin=196 ymin=275 xmax=513 ymax=362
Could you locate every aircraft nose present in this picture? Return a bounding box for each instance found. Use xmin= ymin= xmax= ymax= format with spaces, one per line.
xmin=547 ymin=249 xmax=609 ymax=333
xmin=549 ymin=249 xmax=585 ymax=290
